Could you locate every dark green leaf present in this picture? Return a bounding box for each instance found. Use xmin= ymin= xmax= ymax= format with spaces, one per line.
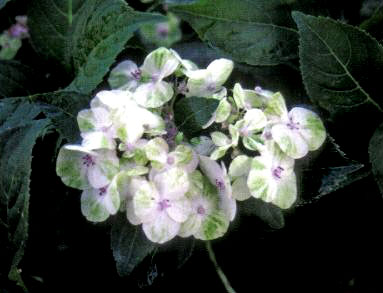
xmin=297 ymin=136 xmax=369 ymax=206
xmin=170 ymin=0 xmax=298 ymax=66
xmin=0 ymin=0 xmax=11 ymax=10
xmin=0 ymin=99 xmax=51 ymax=290
xmin=174 ymin=97 xmax=219 ymax=138
xmin=239 ymin=198 xmax=285 ymax=229
xmin=29 ymin=0 xmax=165 ymax=94
xmin=0 ymin=60 xmax=42 ymax=98
xmin=369 ymin=122 xmax=383 ymax=196
xmin=111 ymin=213 xmax=156 ymax=277
xmin=135 ymin=237 xmax=195 ymax=288
xmin=292 ymin=11 xmax=383 ymax=118
xmin=360 ymin=3 xmax=383 ymax=42
xmin=30 ymin=91 xmax=90 ymax=142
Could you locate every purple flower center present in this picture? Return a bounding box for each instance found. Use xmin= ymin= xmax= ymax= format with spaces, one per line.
xmin=197 ymin=205 xmax=206 ymax=215
xmin=98 ymin=186 xmax=107 ymax=196
xmin=207 ymin=83 xmax=216 ymax=92
xmin=131 ymin=68 xmax=141 ymax=80
xmin=272 ymin=166 xmax=284 ymax=180
xmin=82 ymin=154 xmax=95 ymax=168
xmin=167 ymin=156 xmax=175 ymax=165
xmin=8 ymin=23 xmax=28 ymax=38
xmin=264 ymin=131 xmax=272 ymax=140
xmin=287 ymin=118 xmax=300 ymax=130
xmin=215 ymin=179 xmax=225 ymax=191
xmin=158 ymin=199 xmax=171 ymax=211
xmin=156 ymin=23 xmax=169 ymax=38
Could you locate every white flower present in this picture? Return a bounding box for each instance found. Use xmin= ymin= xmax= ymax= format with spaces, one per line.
xmin=108 ymin=60 xmax=142 ymax=91
xmin=264 ymin=92 xmax=326 ymax=159
xmin=134 ymin=47 xmax=180 ymax=108
xmin=247 ymin=143 xmax=297 ymax=209
xmin=133 ymin=167 xmax=191 ymax=243
xmin=144 ymin=137 xmax=198 ymax=172
xmin=198 ymin=155 xmax=236 ymax=221
xmin=185 ymin=59 xmax=233 ymax=97
xmin=179 ymin=171 xmax=229 ymax=240
xmin=56 ymin=145 xmax=119 ymax=190
xmin=80 ymin=176 xmax=120 ymax=222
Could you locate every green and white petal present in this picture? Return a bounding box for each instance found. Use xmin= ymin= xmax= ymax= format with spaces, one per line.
xmin=172 ymin=144 xmax=198 ymax=172
xmin=56 ymin=145 xmax=93 ymax=189
xmin=198 ymin=155 xmax=226 ymax=188
xmin=229 ymin=124 xmax=239 ymax=146
xmin=247 ymin=166 xmax=274 ymax=202
xmin=289 ymin=107 xmax=326 ymax=151
xmin=233 ymin=83 xmax=246 ymax=109
xmin=81 ymin=131 xmax=115 ymax=150
xmin=80 ymin=178 xmax=120 ymax=222
xmin=167 ymin=196 xmax=191 ymax=223
xmin=232 ymin=176 xmax=252 ymax=201
xmin=134 ymin=81 xmax=174 ymax=108
xmin=81 ymin=189 xmax=109 ymax=222
xmin=206 ymin=58 xmax=234 ymax=86
xmin=228 ymin=155 xmax=252 ymax=179
xmin=178 ymin=214 xmax=202 ymax=238
xmin=142 ymin=212 xmax=180 ymax=244
xmin=77 ymin=109 xmax=96 ymax=133
xmin=141 ymin=47 xmax=179 ymax=79
xmin=195 ymin=210 xmax=229 ymax=240
xmin=210 ymin=145 xmax=230 ymax=160
xmin=87 ymin=150 xmax=119 ymax=188
xmin=271 ymin=124 xmax=308 ymax=159
xmin=211 ymin=131 xmax=230 ymax=147
xmin=264 ymin=92 xmax=288 ymax=121
xmin=108 ymin=60 xmax=140 ymax=90
xmin=215 ymin=98 xmax=231 ymax=123
xmin=242 ymin=134 xmax=263 ymax=151
xmin=243 ymin=109 xmax=267 ymax=131
xmin=185 ymin=69 xmax=211 ymax=97
xmin=271 ymin=172 xmax=297 ymax=209
xmin=144 ymin=137 xmax=169 ymax=165
xmin=133 ymin=181 xmax=159 ymax=223
xmin=91 ymin=90 xmax=133 ymax=110
xmin=153 ymin=167 xmax=190 ymax=200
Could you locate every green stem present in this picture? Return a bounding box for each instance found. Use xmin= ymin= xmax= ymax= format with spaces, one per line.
xmin=206 ymin=241 xmax=236 ymax=293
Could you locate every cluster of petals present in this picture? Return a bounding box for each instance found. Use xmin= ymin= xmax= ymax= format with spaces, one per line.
xmin=56 ymin=47 xmax=326 ymax=244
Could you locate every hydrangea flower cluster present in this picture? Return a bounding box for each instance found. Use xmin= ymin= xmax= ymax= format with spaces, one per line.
xmin=56 ymin=47 xmax=326 ymax=244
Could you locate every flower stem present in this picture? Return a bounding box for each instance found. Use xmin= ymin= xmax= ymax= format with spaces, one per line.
xmin=206 ymin=241 xmax=236 ymax=293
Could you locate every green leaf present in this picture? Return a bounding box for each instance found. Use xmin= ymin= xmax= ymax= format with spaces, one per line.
xmin=360 ymin=3 xmax=383 ymax=43
xmin=292 ymin=11 xmax=383 ymax=117
xmin=0 ymin=60 xmax=42 ymax=98
xmin=135 ymin=236 xmax=195 ymax=288
xmin=30 ymin=91 xmax=91 ymax=142
xmin=170 ymin=0 xmax=298 ymax=66
xmin=369 ymin=122 xmax=383 ymax=196
xmin=28 ymin=0 xmax=165 ymax=94
xmin=0 ymin=0 xmax=11 ymax=10
xmin=297 ymin=136 xmax=369 ymax=206
xmin=111 ymin=213 xmax=156 ymax=277
xmin=0 ymin=100 xmax=51 ymax=290
xmin=174 ymin=97 xmax=219 ymax=138
xmin=239 ymin=197 xmax=285 ymax=229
